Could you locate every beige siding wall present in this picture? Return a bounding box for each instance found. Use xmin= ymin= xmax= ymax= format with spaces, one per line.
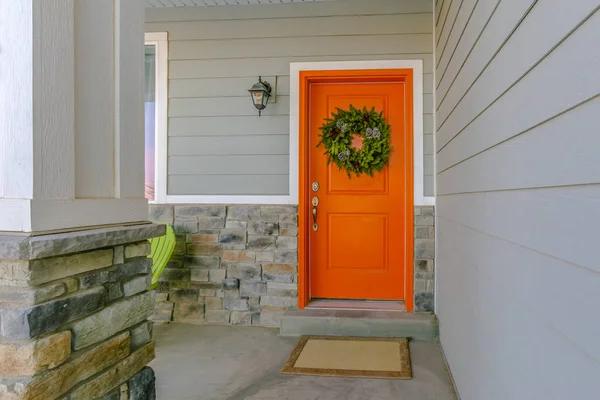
xmin=145 ymin=0 xmax=434 ymax=197
xmin=435 ymin=0 xmax=600 ymax=399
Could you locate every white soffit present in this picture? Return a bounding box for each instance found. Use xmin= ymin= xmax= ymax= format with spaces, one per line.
xmin=145 ymin=0 xmax=334 ymax=7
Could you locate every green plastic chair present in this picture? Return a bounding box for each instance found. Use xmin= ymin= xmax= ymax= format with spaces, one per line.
xmin=147 ymin=223 xmax=176 ymax=290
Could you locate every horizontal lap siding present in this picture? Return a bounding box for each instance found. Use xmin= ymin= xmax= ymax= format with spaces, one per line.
xmin=146 ymin=0 xmax=434 ymax=197
xmin=435 ymin=1 xmax=600 ymax=399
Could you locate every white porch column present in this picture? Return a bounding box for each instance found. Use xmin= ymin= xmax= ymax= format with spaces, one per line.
xmin=0 ymin=0 xmax=147 ymax=233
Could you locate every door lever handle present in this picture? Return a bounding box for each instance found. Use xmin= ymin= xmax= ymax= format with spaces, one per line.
xmin=311 ymin=196 xmax=319 ymax=231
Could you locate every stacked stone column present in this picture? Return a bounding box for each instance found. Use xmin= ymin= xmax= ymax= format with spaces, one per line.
xmin=414 ymin=206 xmax=436 ymax=312
xmin=0 ymin=225 xmax=164 ymax=400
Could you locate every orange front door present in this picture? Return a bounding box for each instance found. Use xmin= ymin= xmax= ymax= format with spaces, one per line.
xmin=307 ymin=72 xmax=413 ymax=301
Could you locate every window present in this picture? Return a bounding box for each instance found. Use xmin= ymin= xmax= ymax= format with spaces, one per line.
xmin=144 ymin=32 xmax=168 ymax=203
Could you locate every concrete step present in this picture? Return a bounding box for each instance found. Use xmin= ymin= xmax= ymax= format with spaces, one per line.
xmin=280 ymin=309 xmax=438 ymax=339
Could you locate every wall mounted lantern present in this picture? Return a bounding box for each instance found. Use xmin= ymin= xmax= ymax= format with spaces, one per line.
xmin=248 ymin=76 xmax=273 ymax=117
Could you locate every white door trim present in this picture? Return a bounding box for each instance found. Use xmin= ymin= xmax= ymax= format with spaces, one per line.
xmin=289 ymin=60 xmax=435 ymax=206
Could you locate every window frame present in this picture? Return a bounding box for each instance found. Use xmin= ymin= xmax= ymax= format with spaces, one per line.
xmin=144 ymin=32 xmax=168 ymax=204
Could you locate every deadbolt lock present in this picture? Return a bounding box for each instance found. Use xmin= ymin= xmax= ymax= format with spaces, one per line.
xmin=312 ymin=181 xmax=319 ymax=192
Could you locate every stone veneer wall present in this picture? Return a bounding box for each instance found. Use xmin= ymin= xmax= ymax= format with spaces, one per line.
xmin=414 ymin=206 xmax=435 ymax=312
xmin=150 ymin=205 xmax=298 ymax=327
xmin=150 ymin=204 xmax=435 ymax=324
xmin=0 ymin=224 xmax=164 ymax=400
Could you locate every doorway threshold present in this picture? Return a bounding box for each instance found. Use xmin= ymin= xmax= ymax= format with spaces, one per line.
xmin=306 ymin=299 xmax=406 ymax=312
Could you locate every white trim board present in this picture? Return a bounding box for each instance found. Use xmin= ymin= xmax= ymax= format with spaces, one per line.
xmin=290 ymin=60 xmax=435 ymax=206
xmin=145 ymin=32 xmax=168 ymax=204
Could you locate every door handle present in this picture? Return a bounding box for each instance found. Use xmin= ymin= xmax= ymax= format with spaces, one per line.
xmin=312 ymin=196 xmax=319 ymax=231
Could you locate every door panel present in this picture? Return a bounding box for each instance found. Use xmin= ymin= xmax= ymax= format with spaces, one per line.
xmin=308 ymin=81 xmax=412 ymax=300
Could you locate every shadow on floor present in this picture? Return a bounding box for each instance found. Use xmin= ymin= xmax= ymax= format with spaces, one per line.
xmin=150 ymin=323 xmax=457 ymax=400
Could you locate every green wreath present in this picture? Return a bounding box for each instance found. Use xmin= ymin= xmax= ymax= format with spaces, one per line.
xmin=317 ymin=105 xmax=393 ymax=177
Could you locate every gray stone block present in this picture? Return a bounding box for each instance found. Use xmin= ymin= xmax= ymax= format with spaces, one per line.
xmin=173 ymin=302 xmax=205 ymax=322
xmin=256 ymin=252 xmax=274 ymax=262
xmin=223 ymin=289 xmax=240 ymax=299
xmin=28 ymin=249 xmax=114 ymax=286
xmin=218 ymin=229 xmax=246 ymax=244
xmin=414 ymin=216 xmax=434 ymax=226
xmin=279 ymin=224 xmax=298 ymax=237
xmin=79 ymin=258 xmax=152 ymax=289
xmin=191 ymin=269 xmax=210 ymax=282
xmin=223 ymin=298 xmax=249 ymax=311
xmin=113 ymin=245 xmax=125 ymax=265
xmin=166 ymin=259 xmax=183 ymax=269
xmin=158 ymin=268 xmax=190 ymax=282
xmin=129 ymin=367 xmax=156 ymax=400
xmin=227 ymin=206 xmax=261 ymax=221
xmin=131 ymin=321 xmax=153 ymax=350
xmin=225 ymin=263 xmax=261 ymax=281
xmin=199 ymin=288 xmax=216 ymax=297
xmin=274 ymin=250 xmax=298 ymax=263
xmin=149 ymin=204 xmax=174 ymax=224
xmin=262 ymin=263 xmax=296 ymax=283
xmin=247 ymin=235 xmax=276 ymax=251
xmin=276 ymin=236 xmax=297 ymax=250
xmin=187 ymin=243 xmax=223 ymax=256
xmin=0 ymin=281 xmax=68 ymax=306
xmin=209 ymin=269 xmax=226 ymax=282
xmin=173 ymin=221 xmax=198 ymax=234
xmin=266 ymin=282 xmax=298 ymax=297
xmin=420 ymin=207 xmax=435 ymax=217
xmin=155 ymin=293 xmax=168 ymax=302
xmin=0 ymin=287 xmax=106 ymax=339
xmin=170 ymin=289 xmax=200 ymax=303
xmin=415 ymin=239 xmax=435 ymax=259
xmin=125 ymin=242 xmax=151 ymax=259
xmin=279 ymin=214 xmax=298 ymax=225
xmin=247 ymin=221 xmax=278 ymax=236
xmin=105 ymin=282 xmax=124 ymax=302
xmin=151 ymin=302 xmax=173 ymax=322
xmin=197 ymin=217 xmax=226 ymax=230
xmin=70 ymin=291 xmax=155 ymax=350
xmin=123 ymin=275 xmax=151 ymax=297
xmin=205 ymin=297 xmax=223 ymax=310
xmin=184 ymin=256 xmax=220 ymax=269
xmin=415 ymin=226 xmax=431 ymax=239
xmin=415 ymin=292 xmax=434 ymax=312
xmin=173 ymin=235 xmax=187 ymax=256
xmin=240 ymin=281 xmax=267 ymax=297
xmin=261 ymin=206 xmax=297 ymax=215
xmin=222 ymin=278 xmax=239 ymax=290
xmin=259 ymin=213 xmax=280 ymax=222
xmin=415 ymin=279 xmax=427 ymax=292
xmin=230 ymin=311 xmax=253 ymax=326
xmin=260 ymin=296 xmax=297 ymax=308
xmin=225 ymin=220 xmax=247 ymax=229
xmin=205 ymin=310 xmax=230 ymax=324
xmin=415 ymin=259 xmax=434 ymax=279
xmin=175 ymin=205 xmax=226 ymax=218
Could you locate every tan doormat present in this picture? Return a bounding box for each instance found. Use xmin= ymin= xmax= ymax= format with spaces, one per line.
xmin=281 ymin=336 xmax=412 ymax=379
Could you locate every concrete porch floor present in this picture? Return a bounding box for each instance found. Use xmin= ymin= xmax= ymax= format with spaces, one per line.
xmin=150 ymin=323 xmax=457 ymax=400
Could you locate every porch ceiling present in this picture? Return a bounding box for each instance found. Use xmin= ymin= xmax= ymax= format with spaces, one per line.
xmin=145 ymin=0 xmax=333 ymax=7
